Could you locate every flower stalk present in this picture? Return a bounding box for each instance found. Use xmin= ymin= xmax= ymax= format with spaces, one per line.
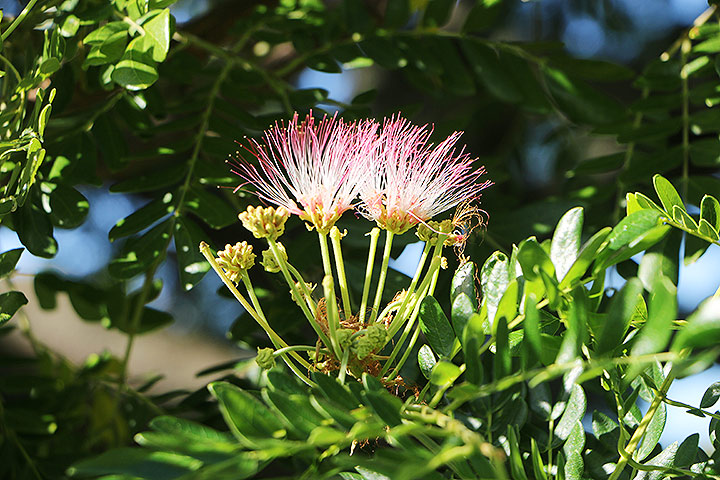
xmin=330 ymin=226 xmax=352 ymax=319
xmin=369 ymin=230 xmax=395 ymax=323
xmin=359 ymin=228 xmax=381 ymax=324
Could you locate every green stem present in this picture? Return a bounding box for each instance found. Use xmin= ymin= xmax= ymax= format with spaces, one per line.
xmin=428 ymin=241 xmax=445 ymax=294
xmin=330 ymin=227 xmax=352 ymax=319
xmin=387 ymin=256 xmax=442 ymax=338
xmin=394 ymin=241 xmax=432 ymax=324
xmin=201 ymin=244 xmax=314 ymax=384
xmin=384 ymin=318 xmax=422 ymax=379
xmin=680 ymin=38 xmax=691 ymax=201
xmin=120 ymin=262 xmax=162 ymax=384
xmin=0 ymin=53 xmax=22 ymax=83
xmin=609 ymin=369 xmax=678 ymax=480
xmin=374 ymin=299 xmax=403 ymax=327
xmin=241 ymin=273 xmax=312 ymax=371
xmin=272 ymin=345 xmax=331 ymax=357
xmin=322 ymin=275 xmax=342 ymax=358
xmin=369 ymin=230 xmax=395 ymax=323
xmin=359 ymin=228 xmax=381 ymax=324
xmin=1 ymin=0 xmax=39 ymax=41
xmin=267 ymin=239 xmax=332 ymax=349
xmin=287 ymin=263 xmax=317 ymax=312
xmin=338 ymin=348 xmax=350 ymax=385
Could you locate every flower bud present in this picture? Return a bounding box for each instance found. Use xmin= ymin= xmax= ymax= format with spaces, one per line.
xmin=216 ymin=241 xmax=255 ymax=283
xmin=351 ymin=324 xmax=388 ymax=360
xmin=239 ymin=205 xmax=289 ymax=241
xmin=416 ymin=219 xmax=454 ymax=245
xmin=290 ymin=281 xmax=315 ymax=306
xmin=336 ymin=328 xmax=354 ymax=349
xmin=261 ymin=242 xmax=287 ymax=273
xmin=255 ymin=347 xmax=275 ymax=369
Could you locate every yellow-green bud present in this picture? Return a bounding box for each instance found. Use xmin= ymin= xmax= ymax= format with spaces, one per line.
xmin=351 ymin=324 xmax=388 ymax=360
xmin=238 ymin=205 xmax=289 ymax=241
xmin=336 ymin=328 xmax=354 ymax=349
xmin=261 ymin=242 xmax=287 ymax=273
xmin=216 ymin=241 xmax=255 ymax=283
xmin=416 ymin=219 xmax=454 ymax=246
xmin=255 ymin=347 xmax=275 ymax=369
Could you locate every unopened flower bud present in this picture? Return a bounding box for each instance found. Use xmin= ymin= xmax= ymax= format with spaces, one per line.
xmin=336 ymin=328 xmax=354 ymax=349
xmin=216 ymin=241 xmax=255 ymax=283
xmin=351 ymin=324 xmax=388 ymax=360
xmin=255 ymin=347 xmax=275 ymax=369
xmin=290 ymin=281 xmax=315 ymax=305
xmin=239 ymin=205 xmax=289 ymax=241
xmin=261 ymin=242 xmax=287 ymax=273
xmin=416 ymin=219 xmax=454 ymax=245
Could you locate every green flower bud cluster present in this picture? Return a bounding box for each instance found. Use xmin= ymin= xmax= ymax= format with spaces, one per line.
xmin=239 ymin=205 xmax=289 ymax=241
xmin=216 ymin=241 xmax=255 ymax=283
xmin=255 ymin=347 xmax=276 ymax=369
xmin=416 ymin=219 xmax=456 ymax=245
xmin=261 ymin=242 xmax=287 ymax=273
xmin=351 ymin=324 xmax=388 ymax=360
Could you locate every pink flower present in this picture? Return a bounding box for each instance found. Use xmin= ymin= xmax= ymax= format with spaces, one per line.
xmin=359 ymin=117 xmax=491 ymax=234
xmin=232 ymin=113 xmax=378 ymax=233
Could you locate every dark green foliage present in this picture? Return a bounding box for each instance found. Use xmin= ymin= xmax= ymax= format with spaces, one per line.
xmin=2 ymin=1 xmax=720 ymax=479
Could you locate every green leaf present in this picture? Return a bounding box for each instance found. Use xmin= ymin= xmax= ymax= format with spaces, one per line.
xmin=418 ymin=295 xmax=455 ymax=358
xmin=700 ymin=194 xmax=720 ymax=231
xmin=68 ymin=448 xmax=201 ymax=479
xmin=137 ymin=9 xmax=171 ymax=62
xmin=554 ymin=384 xmax=586 ymax=442
xmin=556 ymin=286 xmax=588 ymax=364
xmin=14 ymin=202 xmax=58 ymax=258
xmin=594 ymin=211 xmax=670 ymax=273
xmin=118 ymin=307 xmax=172 ymax=335
xmin=653 ymin=174 xmax=684 ymax=214
xmin=313 ymin=373 xmax=359 ymax=408
xmin=0 ymin=291 xmax=28 ymax=325
xmin=429 ymin=359 xmax=461 ymax=386
xmin=110 ymin=163 xmax=187 ymax=193
xmin=543 ymin=67 xmax=625 ymax=124
xmin=83 ymin=30 xmax=128 ymax=67
xmin=112 ymin=42 xmax=159 ymax=90
xmin=701 ymin=382 xmax=720 ymax=409
xmin=83 ymin=21 xmax=129 ymax=45
xmin=522 ymin=295 xmax=542 ymax=368
xmin=184 ymin=186 xmax=238 ymax=229
xmin=637 ymin=231 xmax=680 ymax=291
xmin=262 ymin=388 xmax=325 ymax=435
xmin=637 ymin=402 xmax=666 ymax=461
xmin=493 ymin=316 xmax=510 ymax=380
xmin=174 ymin=217 xmax=210 ymax=290
xmin=530 ymin=438 xmax=548 ymax=480
xmin=595 ymin=278 xmax=643 ymax=354
xmin=562 ymin=422 xmax=585 ymax=480
xmin=633 ymin=441 xmax=678 ymax=479
xmin=517 ymin=238 xmax=555 ymax=281
xmin=0 ymin=248 xmax=23 ymax=277
xmin=110 ymin=194 xmax=174 ymax=241
xmin=631 ymin=276 xmax=676 ymax=359
xmin=364 ymin=390 xmax=403 ymax=426
xmin=40 ymin=182 xmax=89 ymax=229
xmin=417 ymin=344 xmax=437 ymax=380
xmin=108 ymin=219 xmax=172 ymax=278
xmin=208 ymin=381 xmax=284 ymax=445
xmin=672 ymin=297 xmax=720 ymax=351
xmin=550 ymin=207 xmax=584 ymax=281
xmin=423 ymin=0 xmax=454 ymax=27
xmin=558 ymin=227 xmax=611 ymax=289
xmin=480 ymin=251 xmax=510 ymax=322
xmin=506 ymin=426 xmax=529 ymax=480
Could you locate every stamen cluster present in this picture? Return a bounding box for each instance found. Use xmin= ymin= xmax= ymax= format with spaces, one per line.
xmin=232 ymin=113 xmax=491 ymax=234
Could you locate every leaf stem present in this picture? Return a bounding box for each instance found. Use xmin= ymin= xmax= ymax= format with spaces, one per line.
xmin=369 ymin=230 xmax=394 ymax=323
xmin=359 ymin=228 xmax=381 ymax=324
xmin=608 ymin=368 xmax=678 ymax=480
xmin=393 ymin=241 xmax=432 ymax=325
xmin=330 ymin=226 xmax=352 ymax=319
xmin=1 ymin=0 xmax=39 ymax=42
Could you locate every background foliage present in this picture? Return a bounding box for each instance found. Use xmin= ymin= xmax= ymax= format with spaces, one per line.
xmin=1 ymin=0 xmax=720 ymax=478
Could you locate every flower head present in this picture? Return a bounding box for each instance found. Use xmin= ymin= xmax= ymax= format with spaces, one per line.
xmin=359 ymin=117 xmax=492 ymax=234
xmin=232 ymin=113 xmax=377 ymax=234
